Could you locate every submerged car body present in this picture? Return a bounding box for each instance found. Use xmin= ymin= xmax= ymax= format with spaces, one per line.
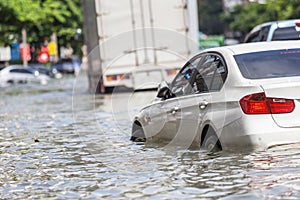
xmin=131 ymin=41 xmax=300 ymax=151
xmin=244 ymin=19 xmax=300 ymax=43
xmin=0 ymin=65 xmax=50 ymax=86
xmin=29 ymin=64 xmax=62 ymax=79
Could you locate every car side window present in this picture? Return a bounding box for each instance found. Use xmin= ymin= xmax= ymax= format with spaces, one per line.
xmin=245 ymin=25 xmax=271 ymax=42
xmin=192 ymin=54 xmax=227 ymax=93
xmin=170 ymin=56 xmax=202 ymax=97
xmin=10 ymin=69 xmax=22 ymax=73
xmin=10 ymin=69 xmax=32 ymax=74
xmin=245 ymin=30 xmax=260 ymax=43
xmin=10 ymin=69 xmax=19 ymax=73
xmin=260 ymin=26 xmax=271 ymax=41
xmin=22 ymin=69 xmax=32 ymax=74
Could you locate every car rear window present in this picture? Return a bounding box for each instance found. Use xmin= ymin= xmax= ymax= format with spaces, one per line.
xmin=234 ymin=48 xmax=300 ymax=79
xmin=272 ymin=27 xmax=300 ymax=40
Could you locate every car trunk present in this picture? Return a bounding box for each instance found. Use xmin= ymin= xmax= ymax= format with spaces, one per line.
xmin=261 ymin=81 xmax=300 ymax=128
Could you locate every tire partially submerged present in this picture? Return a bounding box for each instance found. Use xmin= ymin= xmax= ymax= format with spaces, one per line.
xmin=130 ymin=124 xmax=146 ymax=142
xmin=201 ymin=126 xmax=222 ymax=152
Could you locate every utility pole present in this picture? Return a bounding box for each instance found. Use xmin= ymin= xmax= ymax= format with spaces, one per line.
xmin=22 ymin=28 xmax=28 ymax=67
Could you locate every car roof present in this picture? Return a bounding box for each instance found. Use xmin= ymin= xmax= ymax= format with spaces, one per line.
xmin=250 ymin=19 xmax=300 ymax=32
xmin=7 ymin=65 xmax=24 ymax=69
xmin=276 ymin=19 xmax=300 ymax=28
xmin=201 ymin=40 xmax=300 ymax=55
xmin=4 ymin=65 xmax=36 ymax=72
xmin=29 ymin=64 xmax=49 ymax=69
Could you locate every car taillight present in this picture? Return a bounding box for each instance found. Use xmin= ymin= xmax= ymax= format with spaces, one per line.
xmin=239 ymin=92 xmax=295 ymax=114
xmin=166 ymin=69 xmax=178 ymax=76
xmin=106 ymin=75 xmax=118 ymax=81
xmin=106 ymin=74 xmax=130 ymax=82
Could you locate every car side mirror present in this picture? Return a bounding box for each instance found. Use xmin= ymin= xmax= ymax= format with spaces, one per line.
xmin=157 ymin=81 xmax=173 ymax=99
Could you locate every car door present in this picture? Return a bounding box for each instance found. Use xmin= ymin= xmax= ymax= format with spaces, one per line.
xmin=10 ymin=69 xmax=29 ymax=83
xmin=158 ymin=55 xmax=203 ymax=144
xmin=170 ymin=53 xmax=228 ymax=147
xmin=143 ymin=55 xmax=202 ymax=141
xmin=11 ymin=68 xmax=37 ymax=83
xmin=22 ymin=68 xmax=37 ymax=82
xmin=142 ymin=97 xmax=180 ymax=140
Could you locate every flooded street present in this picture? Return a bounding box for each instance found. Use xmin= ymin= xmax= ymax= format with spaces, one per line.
xmin=1 ymin=73 xmax=300 ymax=199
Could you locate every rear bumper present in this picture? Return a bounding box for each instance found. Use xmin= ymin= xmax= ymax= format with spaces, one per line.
xmin=103 ymin=65 xmax=180 ymax=90
xmin=222 ymin=129 xmax=300 ymax=151
xmin=220 ymin=115 xmax=300 ymax=150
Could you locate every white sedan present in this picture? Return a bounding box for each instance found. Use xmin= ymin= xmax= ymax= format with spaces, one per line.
xmin=131 ymin=41 xmax=300 ymax=151
xmin=0 ymin=65 xmax=50 ymax=86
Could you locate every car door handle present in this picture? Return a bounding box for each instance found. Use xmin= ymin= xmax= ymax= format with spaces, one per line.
xmin=199 ymin=101 xmax=209 ymax=110
xmin=170 ymin=106 xmax=181 ymax=115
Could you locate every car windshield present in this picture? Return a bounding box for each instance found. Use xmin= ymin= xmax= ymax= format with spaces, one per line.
xmin=234 ymin=48 xmax=300 ymax=79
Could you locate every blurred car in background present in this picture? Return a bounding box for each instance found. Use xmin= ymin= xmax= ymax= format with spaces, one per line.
xmin=29 ymin=64 xmax=62 ymax=79
xmin=0 ymin=65 xmax=50 ymax=86
xmin=244 ymin=19 xmax=300 ymax=43
xmin=52 ymin=56 xmax=81 ymax=75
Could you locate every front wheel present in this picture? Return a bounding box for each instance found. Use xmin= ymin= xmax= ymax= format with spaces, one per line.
xmin=130 ymin=129 xmax=146 ymax=142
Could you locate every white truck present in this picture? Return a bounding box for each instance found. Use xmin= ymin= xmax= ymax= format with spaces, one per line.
xmin=82 ymin=0 xmax=199 ymax=93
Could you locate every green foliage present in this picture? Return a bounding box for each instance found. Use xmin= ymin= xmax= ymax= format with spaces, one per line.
xmin=198 ymin=0 xmax=224 ymax=35
xmin=0 ymin=0 xmax=83 ymax=53
xmin=223 ymin=0 xmax=300 ymax=35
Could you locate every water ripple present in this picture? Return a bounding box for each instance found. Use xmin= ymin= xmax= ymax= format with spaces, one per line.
xmin=0 ymin=76 xmax=300 ymax=199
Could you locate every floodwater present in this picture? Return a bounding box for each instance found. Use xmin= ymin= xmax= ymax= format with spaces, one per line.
xmin=1 ymin=73 xmax=300 ymax=199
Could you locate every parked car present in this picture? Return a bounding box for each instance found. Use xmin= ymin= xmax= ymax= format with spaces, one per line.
xmin=131 ymin=40 xmax=300 ymax=151
xmin=52 ymin=56 xmax=81 ymax=75
xmin=29 ymin=64 xmax=62 ymax=79
xmin=244 ymin=19 xmax=300 ymax=43
xmin=0 ymin=65 xmax=50 ymax=86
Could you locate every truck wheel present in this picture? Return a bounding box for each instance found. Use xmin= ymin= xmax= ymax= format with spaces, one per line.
xmin=102 ymin=86 xmax=114 ymax=94
xmin=97 ymin=80 xmax=114 ymax=94
xmin=130 ymin=129 xmax=146 ymax=142
xmin=202 ymin=128 xmax=222 ymax=152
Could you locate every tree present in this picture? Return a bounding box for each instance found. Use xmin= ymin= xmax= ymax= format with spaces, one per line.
xmin=198 ymin=0 xmax=224 ymax=35
xmin=222 ymin=0 xmax=300 ymax=37
xmin=0 ymin=0 xmax=83 ymax=55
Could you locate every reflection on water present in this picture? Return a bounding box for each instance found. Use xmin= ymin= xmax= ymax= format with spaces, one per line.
xmin=0 ymin=74 xmax=300 ymax=199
